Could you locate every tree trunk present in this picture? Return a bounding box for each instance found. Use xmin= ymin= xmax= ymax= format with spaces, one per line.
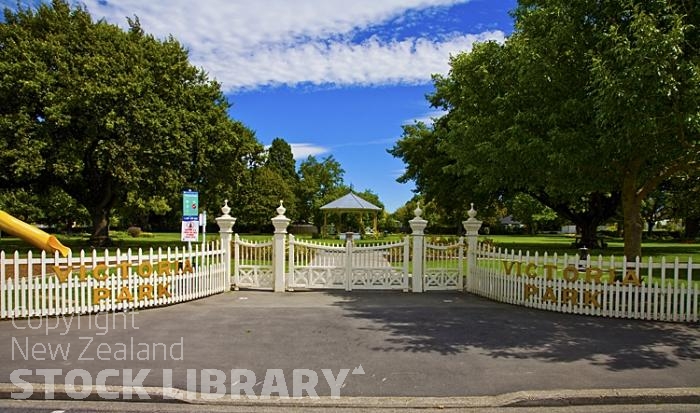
xmin=685 ymin=216 xmax=700 ymax=239
xmin=577 ymin=220 xmax=599 ymax=249
xmin=90 ymin=208 xmax=112 ymax=246
xmin=529 ymin=221 xmax=537 ymax=235
xmin=622 ymin=179 xmax=643 ymax=259
xmin=88 ymin=179 xmax=115 ymax=247
xmin=532 ymin=190 xmax=620 ymax=251
xmin=646 ymin=219 xmax=655 ymax=236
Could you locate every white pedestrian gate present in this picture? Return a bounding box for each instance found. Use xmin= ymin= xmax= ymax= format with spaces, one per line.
xmin=232 ymin=234 xmax=274 ymax=290
xmin=424 ymin=238 xmax=465 ymax=291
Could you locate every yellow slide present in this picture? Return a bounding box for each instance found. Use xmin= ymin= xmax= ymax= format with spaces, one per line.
xmin=0 ymin=210 xmax=70 ymax=257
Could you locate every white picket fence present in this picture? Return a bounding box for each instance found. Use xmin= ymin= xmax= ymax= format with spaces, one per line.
xmin=1 ymin=242 xmax=227 ymax=319
xmin=7 ymin=199 xmax=698 ymax=324
xmin=469 ymin=244 xmax=699 ymax=322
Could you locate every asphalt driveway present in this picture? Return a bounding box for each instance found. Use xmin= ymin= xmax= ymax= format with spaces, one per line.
xmin=1 ymin=290 xmax=698 ymax=398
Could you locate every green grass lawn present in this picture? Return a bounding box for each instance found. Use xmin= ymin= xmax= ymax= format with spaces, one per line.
xmin=481 ymin=234 xmax=700 ymax=262
xmin=1 ymin=231 xmax=698 ymax=262
xmin=0 ymin=231 xmax=221 ymax=255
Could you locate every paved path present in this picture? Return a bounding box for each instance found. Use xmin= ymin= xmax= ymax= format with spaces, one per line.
xmin=1 ymin=291 xmax=699 ymax=400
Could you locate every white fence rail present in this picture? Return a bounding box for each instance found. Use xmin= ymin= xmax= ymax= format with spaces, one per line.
xmin=469 ymin=244 xmax=699 ymax=322
xmin=1 ymin=242 xmax=227 ymax=319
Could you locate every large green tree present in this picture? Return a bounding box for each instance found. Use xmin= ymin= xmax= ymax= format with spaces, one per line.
xmin=264 ymin=137 xmax=298 ymax=219
xmin=296 ymin=155 xmax=345 ymax=225
xmin=392 ymin=0 xmax=699 ymax=257
xmin=0 ymin=1 xmax=260 ymax=243
xmin=266 ymin=138 xmax=298 ymax=184
xmin=585 ymin=0 xmax=700 ymax=256
xmin=235 ymin=165 xmax=296 ymax=230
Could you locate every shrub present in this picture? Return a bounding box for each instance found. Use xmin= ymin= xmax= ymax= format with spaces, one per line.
xmin=126 ymin=226 xmax=142 ymax=237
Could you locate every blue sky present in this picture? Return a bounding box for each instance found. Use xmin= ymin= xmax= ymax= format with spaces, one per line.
xmin=3 ymin=0 xmax=517 ymax=212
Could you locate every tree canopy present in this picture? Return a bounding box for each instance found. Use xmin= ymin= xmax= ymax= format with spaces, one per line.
xmin=0 ymin=0 xmax=261 ymax=242
xmin=391 ymin=0 xmax=700 ymax=257
xmin=296 ymin=155 xmax=346 ymax=225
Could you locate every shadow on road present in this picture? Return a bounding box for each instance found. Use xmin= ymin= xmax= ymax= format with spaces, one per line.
xmin=324 ymin=291 xmax=700 ymax=372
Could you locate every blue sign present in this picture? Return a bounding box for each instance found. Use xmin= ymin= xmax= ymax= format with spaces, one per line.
xmin=182 ymin=190 xmax=199 ymax=221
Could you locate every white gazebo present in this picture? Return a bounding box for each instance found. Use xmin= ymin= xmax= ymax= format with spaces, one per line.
xmin=320 ymin=192 xmax=381 ymax=238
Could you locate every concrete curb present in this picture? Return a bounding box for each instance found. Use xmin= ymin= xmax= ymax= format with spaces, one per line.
xmin=1 ymin=384 xmax=699 ymax=408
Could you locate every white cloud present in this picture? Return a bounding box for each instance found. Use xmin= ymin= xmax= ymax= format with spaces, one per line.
xmin=290 ymin=143 xmax=329 ymax=159
xmin=405 ymin=109 xmax=448 ymax=125
xmin=211 ymin=32 xmax=504 ymax=90
xmin=332 ymin=138 xmax=396 ymax=148
xmin=76 ymin=0 xmax=505 ymax=91
xmin=391 ymin=168 xmax=408 ymax=178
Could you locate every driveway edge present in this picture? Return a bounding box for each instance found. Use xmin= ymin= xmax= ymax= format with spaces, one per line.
xmin=1 ymin=384 xmax=698 ymax=408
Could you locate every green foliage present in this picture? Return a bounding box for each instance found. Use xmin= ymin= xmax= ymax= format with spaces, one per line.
xmin=235 ymin=166 xmax=296 ymax=229
xmin=0 ymin=189 xmax=44 ymax=223
xmin=391 ymin=196 xmax=451 ymax=232
xmin=126 ymin=226 xmax=142 ymax=238
xmin=0 ymin=187 xmax=89 ymax=230
xmin=296 ymin=155 xmax=345 ymax=224
xmin=0 ymin=0 xmax=260 ymax=241
xmin=391 ymin=0 xmax=700 ymax=257
xmin=266 ymin=138 xmax=298 ymax=184
xmin=507 ymin=194 xmax=560 ymax=235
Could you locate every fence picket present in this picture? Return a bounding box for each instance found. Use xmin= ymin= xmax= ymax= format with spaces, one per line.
xmin=13 ymin=251 xmax=21 ymax=318
xmin=0 ymin=251 xmax=5 ymax=318
xmin=673 ymin=257 xmax=680 ymax=322
xmin=686 ymin=258 xmax=693 ymax=321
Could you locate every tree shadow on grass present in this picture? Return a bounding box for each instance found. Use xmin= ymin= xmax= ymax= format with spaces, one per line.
xmin=326 ymin=291 xmax=700 ymax=372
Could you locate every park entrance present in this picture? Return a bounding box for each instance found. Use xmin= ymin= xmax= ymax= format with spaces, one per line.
xmin=229 ymin=201 xmax=468 ymax=292
xmin=233 ymin=233 xmax=467 ymax=292
xmin=2 ymin=201 xmax=695 ymax=322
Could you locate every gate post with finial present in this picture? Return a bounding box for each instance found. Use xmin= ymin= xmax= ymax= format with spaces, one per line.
xmin=409 ymin=203 xmax=428 ymax=293
xmin=271 ymin=200 xmax=291 ymax=292
xmin=462 ymin=203 xmax=482 ymax=291
xmin=216 ymin=200 xmax=236 ymax=287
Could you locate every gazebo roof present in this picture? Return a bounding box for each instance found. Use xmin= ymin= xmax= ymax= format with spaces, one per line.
xmin=320 ymin=192 xmax=381 ymax=212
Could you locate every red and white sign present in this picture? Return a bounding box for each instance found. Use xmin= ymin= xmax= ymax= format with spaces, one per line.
xmin=181 ymin=220 xmax=199 ymax=242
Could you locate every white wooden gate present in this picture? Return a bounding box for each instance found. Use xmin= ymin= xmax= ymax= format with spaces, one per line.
xmin=287 ymin=235 xmax=410 ymax=291
xmin=233 ymin=234 xmax=274 ymax=290
xmin=424 ymin=237 xmax=464 ymax=291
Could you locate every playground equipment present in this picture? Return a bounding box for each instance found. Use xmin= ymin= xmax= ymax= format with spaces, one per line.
xmin=0 ymin=210 xmax=70 ymax=257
